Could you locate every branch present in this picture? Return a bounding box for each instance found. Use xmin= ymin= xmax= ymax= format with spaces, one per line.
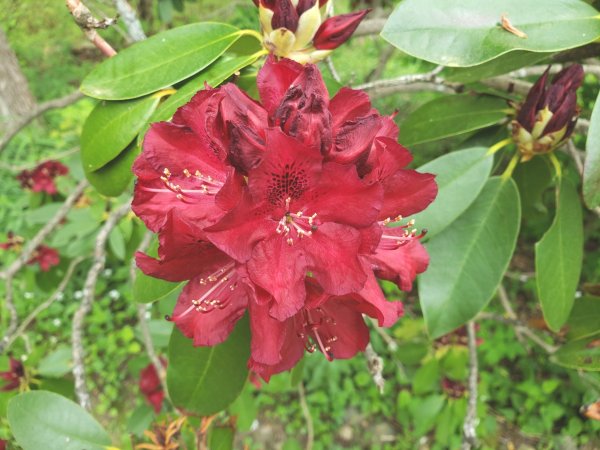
xmin=0 ymin=91 xmax=84 ymax=155
xmin=461 ymin=321 xmax=479 ymax=450
xmin=354 ymin=66 xmax=456 ymax=97
xmin=354 ymin=18 xmax=386 ymax=37
xmin=113 ymin=0 xmax=146 ymax=42
xmin=298 ymin=382 xmax=314 ymax=450
xmin=0 ymin=179 xmax=88 ymax=280
xmin=130 ymin=231 xmax=168 ymax=395
xmin=66 ymin=0 xmax=117 ymax=57
xmin=2 ymin=257 xmax=84 ymax=352
xmin=72 ymin=201 xmax=131 ymax=410
xmin=364 ymin=343 xmax=385 ymax=394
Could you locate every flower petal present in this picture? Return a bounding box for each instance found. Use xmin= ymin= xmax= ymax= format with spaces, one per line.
xmin=379 ymin=170 xmax=438 ymax=220
xmin=258 ymin=56 xmax=304 ymax=117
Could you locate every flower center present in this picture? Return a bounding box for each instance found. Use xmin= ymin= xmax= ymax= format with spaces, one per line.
xmin=166 ymin=263 xmax=238 ymax=321
xmin=296 ymin=307 xmax=337 ymax=361
xmin=275 ymin=197 xmax=318 ymax=246
xmin=378 ymin=216 xmax=427 ymax=250
xmin=140 ymin=167 xmax=224 ymax=203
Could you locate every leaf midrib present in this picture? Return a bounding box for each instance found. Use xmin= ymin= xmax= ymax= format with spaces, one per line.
xmin=189 ymin=346 xmax=216 ymax=406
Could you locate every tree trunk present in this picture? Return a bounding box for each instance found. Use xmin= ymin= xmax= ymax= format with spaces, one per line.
xmin=0 ymin=28 xmax=36 ymax=131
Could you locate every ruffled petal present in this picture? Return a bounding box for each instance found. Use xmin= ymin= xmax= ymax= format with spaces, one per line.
xmin=379 ymin=170 xmax=438 ymax=220
xmin=258 ymin=55 xmax=304 ymax=117
xmin=329 ymin=87 xmax=373 ymax=130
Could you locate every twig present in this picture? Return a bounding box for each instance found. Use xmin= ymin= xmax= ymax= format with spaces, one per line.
xmin=66 ymin=0 xmax=117 ymax=57
xmin=298 ymin=382 xmax=314 ymax=450
xmin=354 ymin=18 xmax=386 ymax=37
xmin=0 ymin=147 xmax=79 ymax=172
xmin=368 ymin=317 xmax=398 ymax=352
xmin=354 ymin=65 xmax=448 ymax=93
xmin=364 ymin=343 xmax=385 ymax=394
xmin=0 ymin=278 xmax=16 ymax=355
xmin=0 ymin=91 xmax=84 ymax=154
xmin=461 ymin=321 xmax=479 ymax=450
xmin=325 ymin=57 xmax=342 ymax=84
xmin=0 ymin=179 xmax=88 ymax=280
xmin=131 ymin=231 xmax=168 ymax=394
xmin=72 ymin=201 xmax=131 ymax=410
xmin=2 ymin=257 xmax=84 ymax=352
xmin=366 ymin=45 xmax=395 ymax=82
xmin=113 ymin=0 xmax=146 ymax=42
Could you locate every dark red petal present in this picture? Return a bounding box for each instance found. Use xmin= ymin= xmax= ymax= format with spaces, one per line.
xmin=379 ymin=170 xmax=438 ymax=220
xmin=307 ymin=162 xmax=382 ymax=227
xmin=274 ymin=65 xmax=332 ymax=153
xmin=249 ymin=300 xmax=291 ymax=365
xmin=329 ymin=87 xmax=373 ymax=130
xmin=139 ymin=363 xmax=161 ymax=394
xmin=248 ymin=235 xmax=308 ymax=320
xmin=369 ymin=239 xmax=429 ymax=291
xmin=146 ymin=391 xmax=164 ymax=413
xmin=319 ymin=299 xmax=370 ymax=358
xmin=359 ymin=137 xmax=413 ymax=180
xmin=258 ymin=56 xmax=304 ymax=118
xmin=171 ymin=271 xmax=248 ymax=346
xmin=327 ymin=114 xmax=383 ymax=164
xmin=551 ymin=64 xmax=584 ymax=93
xmin=545 ymin=91 xmax=578 ymax=135
xmin=313 ymin=10 xmax=370 ymax=50
xmin=271 ymin=0 xmax=299 ymax=31
xmin=303 ymin=222 xmax=367 ymax=296
xmin=249 ymin=128 xmax=323 ymax=207
xmin=517 ymin=67 xmax=550 ymax=131
xmin=296 ymin=0 xmax=317 ymax=16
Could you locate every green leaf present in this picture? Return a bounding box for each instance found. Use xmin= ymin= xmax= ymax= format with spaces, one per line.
xmin=443 ymin=51 xmax=552 ymax=83
xmin=85 ymin=141 xmax=139 ymax=197
xmin=207 ymin=427 xmax=235 ymax=450
xmin=566 ymin=297 xmax=600 ymax=340
xmin=37 ymin=346 xmax=72 ymax=378
xmin=81 ymin=23 xmax=242 ymax=100
xmin=133 ymin=238 xmax=184 ymax=303
xmin=513 ymin=157 xmax=553 ymax=219
xmin=412 ymin=147 xmax=493 ymax=238
xmin=400 ymin=95 xmax=508 ymax=146
xmin=419 ymin=177 xmax=521 ymax=338
xmin=167 ymin=316 xmax=250 ymax=415
xmin=81 ymin=96 xmax=160 ymax=172
xmin=8 ymin=391 xmax=111 ymax=450
xmin=535 ymin=179 xmax=584 ymax=331
xmin=584 ymin=88 xmax=600 ymax=208
xmin=381 ymin=0 xmax=600 ymax=67
xmin=147 ymin=43 xmax=263 ymax=126
xmin=552 ymin=334 xmax=600 ymax=371
xmin=108 ymin=226 xmax=126 ymax=260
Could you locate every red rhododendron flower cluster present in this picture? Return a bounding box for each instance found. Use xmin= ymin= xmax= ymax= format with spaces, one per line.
xmin=16 ymin=160 xmax=69 ymax=194
xmin=0 ymin=357 xmax=25 ymax=392
xmin=132 ymin=57 xmax=437 ymax=380
xmin=139 ymin=360 xmax=166 ymax=413
xmin=0 ymin=233 xmax=60 ymax=272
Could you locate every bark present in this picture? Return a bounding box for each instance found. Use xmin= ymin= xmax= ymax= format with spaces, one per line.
xmin=0 ymin=29 xmax=36 ymax=130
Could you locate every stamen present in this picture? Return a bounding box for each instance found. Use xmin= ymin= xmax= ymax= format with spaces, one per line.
xmin=275 ymin=199 xmax=319 ymax=245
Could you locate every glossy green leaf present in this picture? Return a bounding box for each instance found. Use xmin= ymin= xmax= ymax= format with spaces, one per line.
xmin=583 ymin=88 xmax=600 ymax=208
xmin=535 ymin=179 xmax=583 ymax=331
xmin=513 ymin=157 xmax=553 ymax=219
xmin=148 ymin=45 xmax=263 ymax=126
xmin=37 ymin=346 xmax=72 ymax=378
xmin=81 ymin=22 xmax=242 ymax=100
xmin=85 ymin=141 xmax=139 ymax=197
xmin=552 ymin=334 xmax=600 ymax=371
xmin=400 ymin=95 xmax=508 ymax=146
xmin=419 ymin=177 xmax=521 ymax=338
xmin=167 ymin=316 xmax=250 ymax=415
xmin=566 ymin=297 xmax=600 ymax=340
xmin=412 ymin=147 xmax=493 ymax=238
xmin=81 ymin=96 xmax=160 ymax=172
xmin=8 ymin=391 xmax=111 ymax=450
xmin=381 ymin=0 xmax=600 ymax=67
xmin=443 ymin=51 xmax=552 ymax=83
xmin=208 ymin=427 xmax=235 ymax=450
xmin=133 ymin=238 xmax=184 ymax=303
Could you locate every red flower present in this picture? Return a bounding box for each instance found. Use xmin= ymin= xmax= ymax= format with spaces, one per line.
xmin=139 ymin=359 xmax=167 ymax=413
xmin=133 ymin=58 xmax=437 ymax=379
xmin=0 ymin=357 xmax=25 ymax=391
xmin=16 ymin=160 xmax=69 ymax=194
xmin=0 ymin=232 xmax=24 ymax=251
xmin=27 ymin=245 xmax=60 ymax=272
xmin=441 ymin=377 xmax=467 ymax=399
xmin=253 ymin=0 xmax=369 ymax=63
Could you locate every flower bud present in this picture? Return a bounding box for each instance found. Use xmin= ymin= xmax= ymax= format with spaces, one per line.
xmin=511 ymin=65 xmax=583 ymax=161
xmin=254 ymin=0 xmax=369 ymax=63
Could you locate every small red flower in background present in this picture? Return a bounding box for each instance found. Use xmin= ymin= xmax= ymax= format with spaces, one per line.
xmin=27 ymin=245 xmax=60 ymax=272
xmin=441 ymin=377 xmax=467 ymax=399
xmin=139 ymin=359 xmax=167 ymax=413
xmin=0 ymin=232 xmax=24 ymax=251
xmin=0 ymin=357 xmax=25 ymax=391
xmin=436 ymin=324 xmax=483 ymax=348
xmin=132 ymin=57 xmax=437 ymax=379
xmin=0 ymin=439 xmax=6 ymax=450
xmin=16 ymin=160 xmax=69 ymax=194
